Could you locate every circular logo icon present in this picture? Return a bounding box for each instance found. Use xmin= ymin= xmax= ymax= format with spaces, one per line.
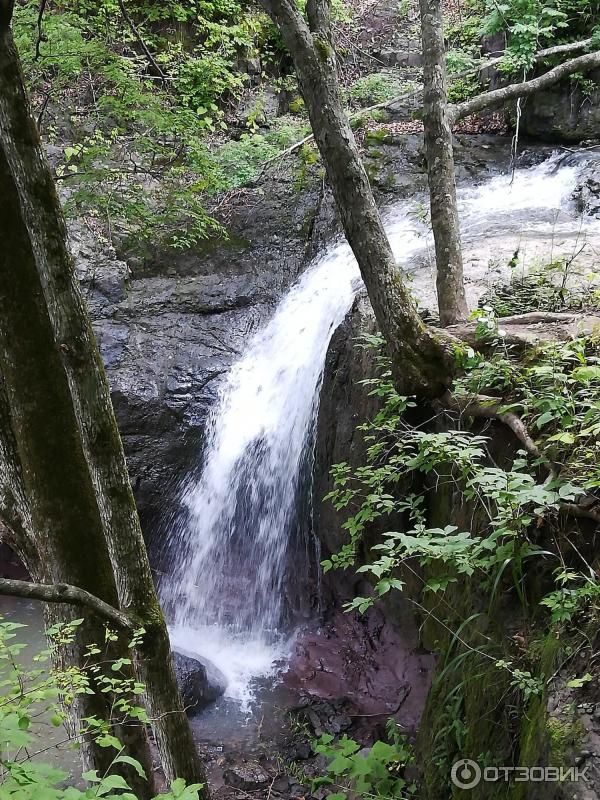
xmin=451 ymin=759 xmax=482 ymax=790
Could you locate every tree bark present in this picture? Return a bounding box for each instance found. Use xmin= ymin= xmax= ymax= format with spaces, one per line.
xmin=0 ymin=7 xmax=207 ymax=795
xmin=257 ymin=0 xmax=454 ymax=395
xmin=419 ymin=0 xmax=468 ymax=326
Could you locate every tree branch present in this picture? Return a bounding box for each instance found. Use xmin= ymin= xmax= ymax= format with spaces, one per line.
xmin=444 ymin=391 xmax=543 ymax=461
xmin=116 ymin=0 xmax=169 ymax=84
xmin=0 ymin=577 xmax=136 ymax=630
xmin=449 ymin=49 xmax=600 ymax=124
xmin=470 ymin=37 xmax=593 ymax=79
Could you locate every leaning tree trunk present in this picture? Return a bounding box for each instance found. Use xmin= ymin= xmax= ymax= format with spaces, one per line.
xmin=419 ymin=0 xmax=468 ymax=326
xmin=258 ymin=0 xmax=453 ymax=396
xmin=0 ymin=4 xmax=207 ymax=794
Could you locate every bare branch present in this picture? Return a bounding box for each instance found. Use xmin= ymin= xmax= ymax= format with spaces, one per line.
xmin=35 ymin=0 xmax=48 ymax=60
xmin=0 ymin=577 xmax=136 ymax=630
xmin=449 ymin=49 xmax=600 ymax=124
xmin=116 ymin=0 xmax=169 ymax=84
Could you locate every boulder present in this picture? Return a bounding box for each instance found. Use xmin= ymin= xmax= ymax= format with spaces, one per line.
xmin=223 ymin=762 xmax=270 ymax=790
xmin=172 ymin=651 xmax=228 ymax=714
xmin=517 ymin=71 xmax=600 ymax=143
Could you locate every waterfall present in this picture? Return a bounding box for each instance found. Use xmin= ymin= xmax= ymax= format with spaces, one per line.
xmin=161 ymin=152 xmax=597 ymax=706
xmin=162 ymin=243 xmax=367 ymax=703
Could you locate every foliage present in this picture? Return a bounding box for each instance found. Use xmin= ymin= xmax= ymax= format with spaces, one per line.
xmin=214 ymin=117 xmax=310 ymax=188
xmin=0 ymin=617 xmax=202 ymax=800
xmin=447 ymin=74 xmax=480 ymax=102
xmin=482 ymin=0 xmax=600 ymax=71
xmin=312 ymin=719 xmax=416 ymax=799
xmin=478 ymin=257 xmax=600 ymax=317
xmin=347 ymin=72 xmax=404 ymax=106
xmin=323 ymin=333 xmax=600 ymax=695
xmin=11 ymin=0 xmax=282 ymax=252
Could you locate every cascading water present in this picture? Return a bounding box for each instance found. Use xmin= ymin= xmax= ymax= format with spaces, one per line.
xmin=162 ymin=244 xmax=367 ymax=703
xmin=161 ymin=151 xmax=599 ymax=707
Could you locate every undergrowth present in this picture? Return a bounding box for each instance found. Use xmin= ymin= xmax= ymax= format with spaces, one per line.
xmin=0 ymin=618 xmax=202 ymax=799
xmin=321 ymin=321 xmax=600 ymax=790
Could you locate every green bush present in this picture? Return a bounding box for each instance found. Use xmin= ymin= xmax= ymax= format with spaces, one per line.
xmin=348 ymin=72 xmax=404 ymax=106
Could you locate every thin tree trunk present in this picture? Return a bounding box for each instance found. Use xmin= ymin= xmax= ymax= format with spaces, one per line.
xmin=258 ymin=0 xmax=454 ymax=396
xmin=0 ymin=5 xmax=207 ymax=794
xmin=419 ymin=0 xmax=468 ymax=326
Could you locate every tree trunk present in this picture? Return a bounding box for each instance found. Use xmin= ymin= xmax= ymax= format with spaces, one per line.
xmin=258 ymin=0 xmax=454 ymax=396
xmin=0 ymin=6 xmax=207 ymax=794
xmin=419 ymin=0 xmax=468 ymax=326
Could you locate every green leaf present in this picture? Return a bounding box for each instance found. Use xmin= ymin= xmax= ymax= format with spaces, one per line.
xmin=96 ymin=773 xmax=131 ymax=794
xmin=114 ymin=754 xmax=147 ymax=779
xmin=566 ymin=672 xmax=593 ymax=688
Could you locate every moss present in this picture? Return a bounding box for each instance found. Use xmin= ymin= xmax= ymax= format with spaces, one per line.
xmin=314 ymin=37 xmax=333 ymax=60
xmin=288 ymin=95 xmax=305 ymax=114
xmin=301 ymin=206 xmax=317 ymax=238
xmin=365 ymin=128 xmax=389 ymax=145
xmin=547 ymin=717 xmax=586 ymax=765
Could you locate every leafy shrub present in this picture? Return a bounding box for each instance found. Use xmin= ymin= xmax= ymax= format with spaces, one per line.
xmin=323 ymin=332 xmax=600 ymax=697
xmin=312 ymin=719 xmax=415 ymax=799
xmin=215 ymin=118 xmax=309 ymax=187
xmin=348 ymin=72 xmax=404 ymax=106
xmin=0 ymin=617 xmax=203 ymax=799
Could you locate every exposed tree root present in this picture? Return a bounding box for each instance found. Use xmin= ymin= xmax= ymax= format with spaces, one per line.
xmin=444 ymin=391 xmax=600 ymax=527
xmin=445 ymin=311 xmax=600 ymax=349
xmin=558 ymin=503 xmax=600 ymax=525
xmin=444 ymin=391 xmax=543 ymax=461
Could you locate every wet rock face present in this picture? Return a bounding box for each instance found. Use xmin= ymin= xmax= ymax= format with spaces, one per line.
xmin=518 ymin=72 xmax=600 ymax=143
xmin=572 ymin=156 xmax=600 ymax=218
xmin=71 ymin=163 xmax=324 ymax=538
xmin=172 ymin=651 xmax=228 ymax=713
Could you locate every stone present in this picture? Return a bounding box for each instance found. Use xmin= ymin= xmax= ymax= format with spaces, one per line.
xmin=172 ymin=651 xmax=227 ymax=714
xmin=377 ymin=48 xmax=422 ymax=67
xmin=234 ymin=87 xmax=281 ymax=127
xmin=223 ymin=762 xmax=270 ymax=790
xmin=519 ymin=70 xmax=600 ymax=142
